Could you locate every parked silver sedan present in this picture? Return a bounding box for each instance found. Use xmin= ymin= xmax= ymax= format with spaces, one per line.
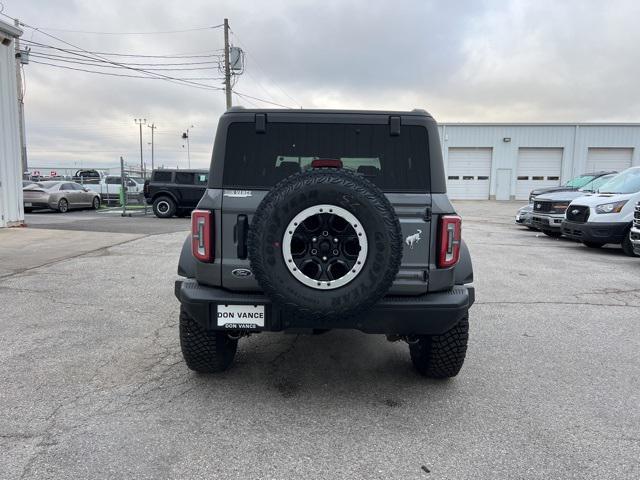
xmin=23 ymin=181 xmax=101 ymax=213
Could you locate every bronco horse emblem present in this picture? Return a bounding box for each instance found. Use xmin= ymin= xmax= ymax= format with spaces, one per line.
xmin=405 ymin=229 xmax=422 ymax=249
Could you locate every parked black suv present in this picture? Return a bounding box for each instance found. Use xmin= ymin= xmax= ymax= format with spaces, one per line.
xmin=144 ymin=169 xmax=208 ymax=218
xmin=175 ymin=108 xmax=475 ymax=378
xmin=528 ymin=171 xmax=616 ymax=203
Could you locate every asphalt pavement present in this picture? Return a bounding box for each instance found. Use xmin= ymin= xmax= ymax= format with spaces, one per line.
xmin=1 ymin=201 xmax=639 ymax=479
xmin=24 ymin=207 xmax=189 ymax=235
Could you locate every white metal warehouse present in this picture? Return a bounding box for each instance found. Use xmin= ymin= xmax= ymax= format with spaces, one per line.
xmin=0 ymin=19 xmax=23 ymax=228
xmin=438 ymin=123 xmax=640 ymax=200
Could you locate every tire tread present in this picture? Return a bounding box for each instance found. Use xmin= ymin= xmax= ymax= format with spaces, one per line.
xmin=409 ymin=316 xmax=469 ymax=378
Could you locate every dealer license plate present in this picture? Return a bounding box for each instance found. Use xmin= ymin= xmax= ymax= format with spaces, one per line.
xmin=217 ymin=304 xmax=265 ymax=329
xmin=25 ymin=203 xmax=32 ymax=207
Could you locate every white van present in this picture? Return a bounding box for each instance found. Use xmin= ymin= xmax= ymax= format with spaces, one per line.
xmin=561 ymin=166 xmax=640 ymax=256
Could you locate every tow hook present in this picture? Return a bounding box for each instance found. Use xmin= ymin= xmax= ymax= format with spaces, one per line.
xmin=227 ymin=331 xmax=252 ymax=340
xmin=385 ymin=334 xmax=420 ymax=344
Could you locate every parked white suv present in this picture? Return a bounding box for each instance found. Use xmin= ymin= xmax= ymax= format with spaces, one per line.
xmin=561 ymin=166 xmax=640 ymax=256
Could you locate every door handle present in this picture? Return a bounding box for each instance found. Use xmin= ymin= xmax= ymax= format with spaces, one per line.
xmin=236 ymin=214 xmax=248 ymax=259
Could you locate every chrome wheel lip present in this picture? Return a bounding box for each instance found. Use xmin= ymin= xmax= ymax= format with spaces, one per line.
xmin=282 ymin=204 xmax=368 ymax=290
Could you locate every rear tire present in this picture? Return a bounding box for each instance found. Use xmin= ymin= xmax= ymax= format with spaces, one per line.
xmin=409 ymin=316 xmax=469 ymax=379
xmin=153 ymin=196 xmax=176 ymax=218
xmin=179 ymin=306 xmax=238 ymax=373
xmin=542 ymin=230 xmax=562 ymax=238
xmin=621 ymin=234 xmax=639 ymax=257
xmin=92 ymin=196 xmax=101 ymax=210
xmin=582 ymin=241 xmax=604 ymax=249
xmin=57 ymin=198 xmax=69 ymax=213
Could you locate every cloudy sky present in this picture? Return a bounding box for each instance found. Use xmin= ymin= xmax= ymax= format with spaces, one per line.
xmin=3 ymin=0 xmax=640 ymax=172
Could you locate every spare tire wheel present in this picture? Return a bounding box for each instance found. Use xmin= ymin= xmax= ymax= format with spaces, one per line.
xmin=248 ymin=168 xmax=403 ymax=320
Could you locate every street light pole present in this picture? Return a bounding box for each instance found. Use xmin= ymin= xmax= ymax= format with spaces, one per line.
xmin=182 ymin=125 xmax=194 ymax=169
xmin=148 ymin=123 xmax=156 ymax=173
xmin=134 ymin=118 xmax=146 ymax=177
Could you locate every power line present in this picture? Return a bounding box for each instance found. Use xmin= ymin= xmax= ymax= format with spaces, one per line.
xmin=20 ymin=24 xmax=224 ymax=35
xmin=27 ymin=50 xmax=222 ymax=66
xmin=234 ymin=91 xmax=292 ymax=108
xmin=230 ymin=28 xmax=302 ymax=108
xmin=22 ymin=40 xmax=224 ymax=58
xmin=30 ymin=53 xmax=223 ymax=72
xmin=16 ymin=27 xmax=226 ymax=91
xmin=30 ymin=60 xmax=226 ymax=85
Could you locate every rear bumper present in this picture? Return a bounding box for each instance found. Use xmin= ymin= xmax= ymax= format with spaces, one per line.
xmin=175 ymin=279 xmax=474 ymax=335
xmin=561 ymin=220 xmax=629 ymax=244
xmin=531 ymin=214 xmax=563 ymax=231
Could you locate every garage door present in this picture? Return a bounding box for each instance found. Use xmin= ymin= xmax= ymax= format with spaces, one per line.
xmin=586 ymin=148 xmax=633 ymax=172
xmin=515 ymin=148 xmax=563 ymax=200
xmin=447 ymin=148 xmax=492 ymax=200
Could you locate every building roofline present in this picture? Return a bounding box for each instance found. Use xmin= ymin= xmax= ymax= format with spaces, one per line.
xmin=439 ymin=122 xmax=640 ymax=127
xmin=0 ymin=19 xmax=23 ymax=37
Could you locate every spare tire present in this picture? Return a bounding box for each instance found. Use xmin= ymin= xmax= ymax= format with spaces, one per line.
xmin=248 ymin=168 xmax=402 ymax=320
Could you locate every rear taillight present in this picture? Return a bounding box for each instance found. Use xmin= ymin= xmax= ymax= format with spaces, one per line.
xmin=143 ymin=180 xmax=150 ymax=195
xmin=438 ymin=215 xmax=461 ymax=268
xmin=192 ymin=210 xmax=214 ymax=262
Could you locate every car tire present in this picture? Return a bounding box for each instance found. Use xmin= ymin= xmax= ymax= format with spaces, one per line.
xmin=621 ymin=234 xmax=639 ymax=257
xmin=582 ymin=241 xmax=604 ymax=248
xmin=57 ymin=198 xmax=69 ymax=213
xmin=542 ymin=230 xmax=562 ymax=238
xmin=409 ymin=316 xmax=469 ymax=379
xmin=179 ymin=305 xmax=238 ymax=373
xmin=92 ymin=196 xmax=101 ymax=210
xmin=248 ymin=168 xmax=403 ymax=321
xmin=153 ymin=196 xmax=176 ymax=218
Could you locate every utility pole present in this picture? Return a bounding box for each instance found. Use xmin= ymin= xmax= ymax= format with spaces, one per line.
xmin=134 ymin=118 xmax=146 ymax=177
xmin=147 ymin=123 xmax=156 ymax=173
xmin=223 ymin=18 xmax=232 ymax=109
xmin=15 ymin=18 xmax=28 ymax=176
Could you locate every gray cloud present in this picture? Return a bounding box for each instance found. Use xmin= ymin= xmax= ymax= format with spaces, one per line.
xmin=6 ymin=0 xmax=639 ymax=170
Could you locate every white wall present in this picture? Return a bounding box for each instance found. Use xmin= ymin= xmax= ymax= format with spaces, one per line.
xmin=0 ymin=21 xmax=23 ymax=227
xmin=438 ymin=123 xmax=640 ymax=199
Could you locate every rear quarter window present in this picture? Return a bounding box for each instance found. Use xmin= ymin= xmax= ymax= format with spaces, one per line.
xmin=222 ymin=122 xmax=430 ymax=192
xmin=176 ymin=172 xmax=195 ymax=184
xmin=153 ymin=171 xmax=173 ymax=182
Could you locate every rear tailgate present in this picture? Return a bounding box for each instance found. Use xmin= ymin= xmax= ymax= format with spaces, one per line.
xmin=386 ymin=193 xmax=431 ymax=294
xmin=220 ymin=190 xmax=266 ymax=290
xmin=219 ymin=190 xmax=431 ymax=293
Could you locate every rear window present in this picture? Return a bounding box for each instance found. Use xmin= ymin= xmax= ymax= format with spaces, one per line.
xmin=153 ymin=171 xmax=172 ymax=182
xmin=176 ymin=172 xmax=195 ymax=184
xmin=222 ymin=123 xmax=430 ymax=192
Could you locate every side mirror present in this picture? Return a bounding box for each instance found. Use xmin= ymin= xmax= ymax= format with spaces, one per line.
xmin=83 ymin=187 xmax=90 ymax=192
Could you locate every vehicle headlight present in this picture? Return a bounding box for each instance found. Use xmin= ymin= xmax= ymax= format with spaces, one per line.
xmin=595 ymin=201 xmax=627 ymax=214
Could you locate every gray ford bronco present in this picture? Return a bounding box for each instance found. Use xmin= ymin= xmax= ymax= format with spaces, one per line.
xmin=175 ymin=108 xmax=475 ymax=378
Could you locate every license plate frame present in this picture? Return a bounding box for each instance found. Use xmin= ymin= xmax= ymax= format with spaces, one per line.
xmin=217 ymin=304 xmax=265 ymax=329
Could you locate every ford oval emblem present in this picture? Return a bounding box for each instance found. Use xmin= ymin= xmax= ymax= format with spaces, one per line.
xmin=232 ymin=268 xmax=252 ymax=277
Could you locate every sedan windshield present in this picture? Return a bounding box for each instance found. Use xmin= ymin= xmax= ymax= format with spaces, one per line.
xmin=565 ymin=175 xmax=595 ymax=188
xmin=598 ymin=168 xmax=640 ymax=194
